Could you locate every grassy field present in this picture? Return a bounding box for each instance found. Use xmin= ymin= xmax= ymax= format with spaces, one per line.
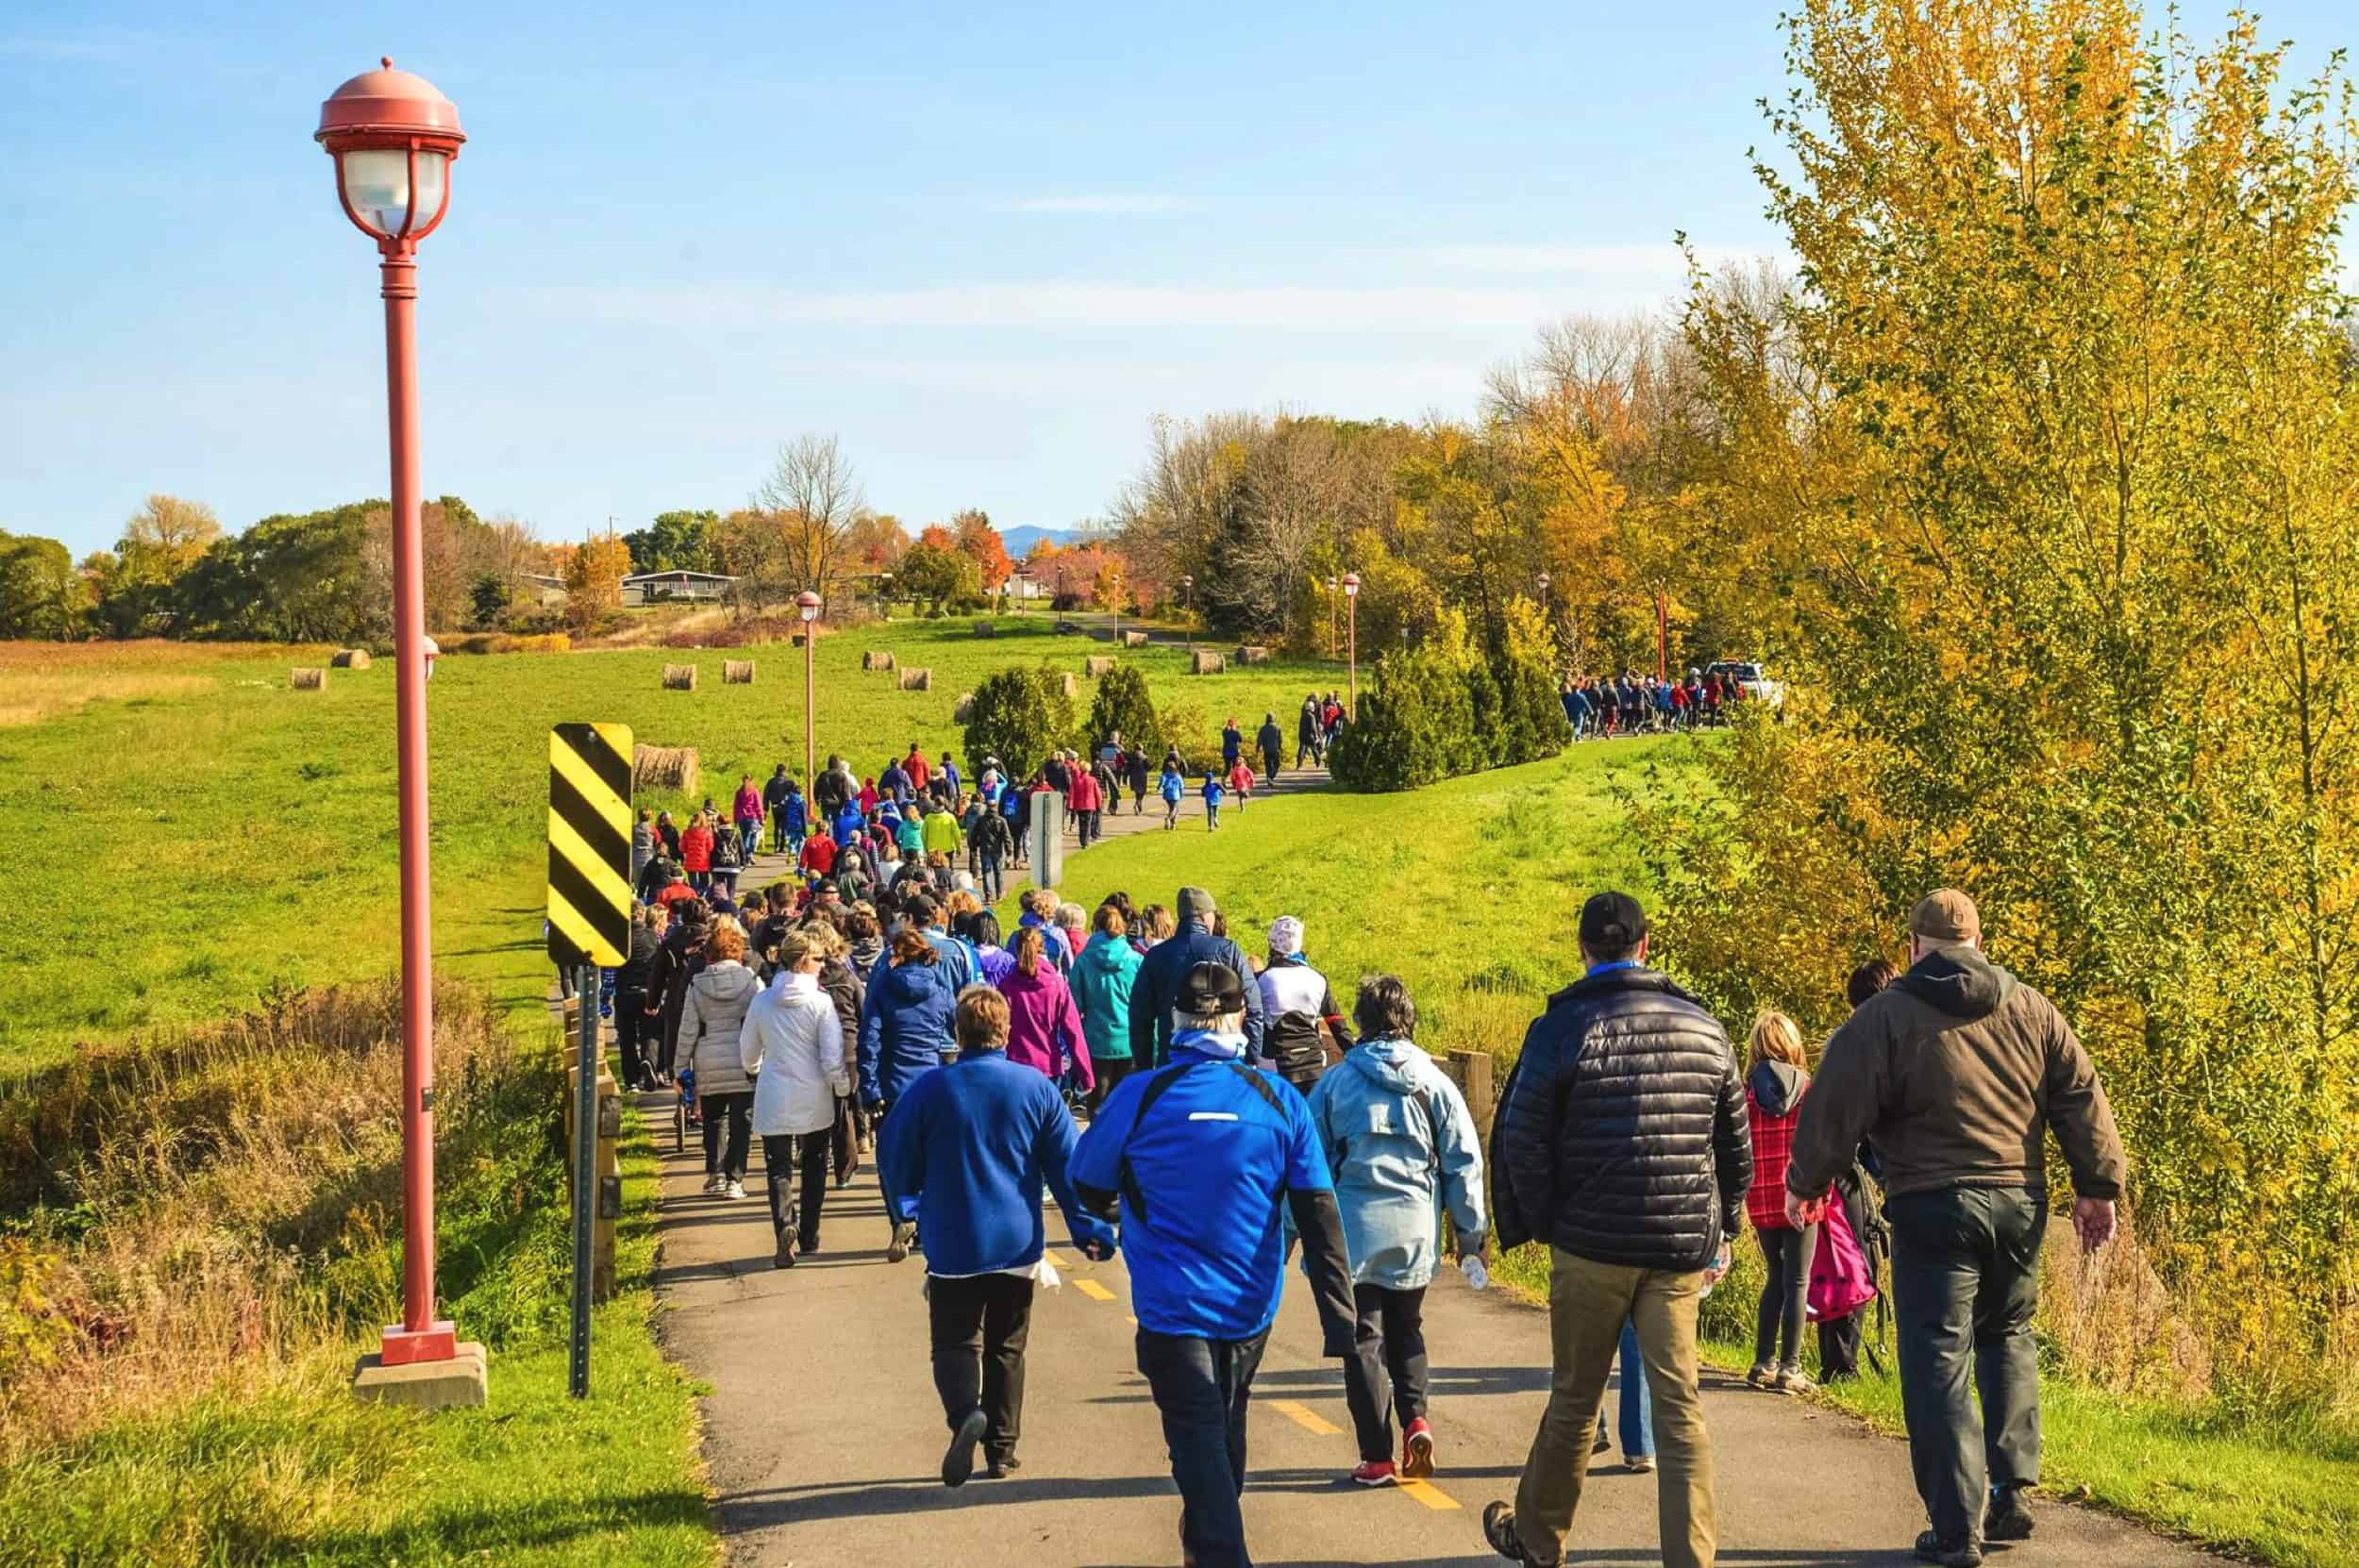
xmin=0 ymin=615 xmax=1338 ymax=1076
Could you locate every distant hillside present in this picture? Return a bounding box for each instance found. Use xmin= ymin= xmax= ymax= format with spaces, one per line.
xmin=1001 ymin=524 xmax=1083 ymax=559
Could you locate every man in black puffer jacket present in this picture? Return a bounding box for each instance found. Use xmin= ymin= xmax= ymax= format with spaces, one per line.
xmin=1482 ymin=892 xmax=1748 ymax=1568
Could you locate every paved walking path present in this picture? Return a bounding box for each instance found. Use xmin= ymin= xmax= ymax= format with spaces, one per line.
xmin=652 ymin=1132 xmax=2212 ymax=1568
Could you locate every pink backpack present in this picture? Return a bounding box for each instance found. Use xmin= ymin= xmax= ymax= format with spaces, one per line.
xmin=1809 ymin=1193 xmax=1878 ymax=1324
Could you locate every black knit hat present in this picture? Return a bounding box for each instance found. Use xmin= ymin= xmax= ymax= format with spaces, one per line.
xmin=1578 ymin=891 xmax=1648 ymax=954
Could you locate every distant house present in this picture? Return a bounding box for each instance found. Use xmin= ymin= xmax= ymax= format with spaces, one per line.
xmin=518 ymin=572 xmax=568 ymax=607
xmin=1005 ymin=571 xmax=1050 ymax=603
xmin=623 ymin=570 xmax=740 ymax=606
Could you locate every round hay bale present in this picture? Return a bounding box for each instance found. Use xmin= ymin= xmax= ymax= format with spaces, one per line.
xmin=953 ymin=692 xmax=975 ymax=724
xmin=1121 ymin=631 xmax=1150 ymax=648
xmin=898 ymin=667 xmax=933 ymax=692
xmin=330 ymin=648 xmax=371 ymax=670
xmin=661 ymin=664 xmax=697 ymax=692
xmin=1190 ymin=651 xmax=1226 ymax=676
xmin=632 ymin=744 xmax=701 ymax=798
xmin=974 ymin=622 xmax=995 ymax=638
xmin=862 ymin=650 xmax=897 ymax=672
xmin=723 ymin=659 xmax=757 ymax=685
xmin=1237 ymin=645 xmax=1271 ymax=665
xmin=290 ymin=667 xmax=327 ymax=691
xmin=1084 ymin=656 xmax=1114 ymax=677
xmin=1058 ymin=673 xmax=1081 ymax=698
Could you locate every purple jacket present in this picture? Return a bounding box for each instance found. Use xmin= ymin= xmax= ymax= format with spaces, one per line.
xmin=1001 ymin=962 xmax=1092 ymax=1092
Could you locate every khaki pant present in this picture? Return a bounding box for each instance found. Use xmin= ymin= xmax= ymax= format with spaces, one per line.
xmin=1513 ymin=1247 xmax=1715 ymax=1567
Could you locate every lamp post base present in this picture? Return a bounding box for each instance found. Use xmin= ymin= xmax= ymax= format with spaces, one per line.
xmin=353 ymin=1340 xmax=488 ymax=1409
xmin=378 ymin=1319 xmax=460 ymax=1365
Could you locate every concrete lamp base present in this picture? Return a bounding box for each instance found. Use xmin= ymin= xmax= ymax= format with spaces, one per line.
xmin=352 ymin=1342 xmax=489 ymax=1409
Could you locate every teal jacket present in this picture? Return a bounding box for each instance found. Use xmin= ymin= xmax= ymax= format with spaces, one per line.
xmin=1303 ymin=1039 xmax=1488 ymax=1289
xmin=1071 ymin=931 xmax=1143 ymax=1062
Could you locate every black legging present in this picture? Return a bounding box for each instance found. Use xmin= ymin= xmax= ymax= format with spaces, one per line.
xmin=614 ymin=994 xmax=653 ymax=1088
xmin=1755 ymin=1223 xmax=1820 ymax=1369
xmin=761 ymin=1131 xmax=832 ymax=1248
xmin=701 ymin=1091 xmax=753 ymax=1180
xmin=1343 ymin=1283 xmax=1429 ymax=1462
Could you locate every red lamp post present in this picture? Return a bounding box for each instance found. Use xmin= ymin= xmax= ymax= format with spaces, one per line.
xmin=1342 ymin=572 xmax=1361 ymax=721
xmin=797 ymin=591 xmax=822 ymax=790
xmin=317 ymin=59 xmax=466 ymax=1371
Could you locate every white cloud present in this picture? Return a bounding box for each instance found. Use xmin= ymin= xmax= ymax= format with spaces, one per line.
xmin=995 ymin=194 xmax=1192 ymax=214
xmin=533 ymin=281 xmax=1626 ymax=331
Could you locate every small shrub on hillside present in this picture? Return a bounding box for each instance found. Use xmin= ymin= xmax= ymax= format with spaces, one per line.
xmin=962 ymin=663 xmax=1075 ymax=781
xmin=498 ymin=633 xmax=572 ymax=656
xmin=494 ymin=602 xmax=567 ymax=637
xmin=1082 ymin=664 xmax=1164 ymax=758
xmin=1331 ymin=607 xmax=1568 ymax=792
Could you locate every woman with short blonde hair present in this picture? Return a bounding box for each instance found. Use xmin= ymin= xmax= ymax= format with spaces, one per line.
xmin=1742 ymin=1008 xmax=1819 ymax=1393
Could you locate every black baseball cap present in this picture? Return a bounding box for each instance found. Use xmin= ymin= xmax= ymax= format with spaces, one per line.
xmin=1578 ymin=891 xmax=1648 ymax=953
xmin=1178 ymin=960 xmax=1246 ymax=1018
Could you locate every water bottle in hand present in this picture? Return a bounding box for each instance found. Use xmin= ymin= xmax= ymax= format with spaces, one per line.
xmin=1461 ymin=1255 xmax=1491 ymax=1291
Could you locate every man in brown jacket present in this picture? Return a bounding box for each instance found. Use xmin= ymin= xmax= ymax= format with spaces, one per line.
xmin=1785 ymin=890 xmax=2124 ymax=1568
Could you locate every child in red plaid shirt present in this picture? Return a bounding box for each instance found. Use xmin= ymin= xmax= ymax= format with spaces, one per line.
xmin=1744 ymin=1010 xmax=1820 ymax=1393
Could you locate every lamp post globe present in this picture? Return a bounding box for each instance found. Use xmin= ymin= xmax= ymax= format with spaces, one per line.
xmin=1538 ymin=571 xmax=1551 ymax=595
xmin=318 ymin=58 xmax=466 ymax=1376
xmin=1180 ymin=575 xmax=1195 ymax=651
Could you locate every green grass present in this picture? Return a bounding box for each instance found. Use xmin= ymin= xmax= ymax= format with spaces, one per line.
xmin=0 ymin=615 xmax=1337 ymax=1076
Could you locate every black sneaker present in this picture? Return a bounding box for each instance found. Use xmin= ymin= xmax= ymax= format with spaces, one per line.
xmin=942 ymin=1408 xmax=988 ymax=1488
xmin=1915 ymin=1529 xmax=1983 ymax=1566
xmin=984 ymin=1453 xmax=1022 ymax=1478
xmin=1591 ymin=1423 xmax=1610 ymax=1455
xmin=1984 ymin=1486 xmax=2034 ymax=1543
xmin=773 ymin=1230 xmax=796 ymax=1269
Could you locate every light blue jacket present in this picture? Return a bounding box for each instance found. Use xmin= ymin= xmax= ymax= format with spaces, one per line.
xmin=1303 ymin=1039 xmax=1488 ymax=1290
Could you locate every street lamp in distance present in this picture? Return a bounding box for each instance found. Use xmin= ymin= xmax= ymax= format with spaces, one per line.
xmin=1180 ymin=575 xmax=1195 ymax=651
xmin=1327 ymin=575 xmax=1340 ymax=659
xmin=318 ymin=56 xmax=485 ymax=1408
xmin=1341 ymin=572 xmax=1361 ymax=721
xmin=797 ymin=591 xmax=822 ymax=791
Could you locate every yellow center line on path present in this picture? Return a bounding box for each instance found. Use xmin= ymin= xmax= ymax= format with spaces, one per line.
xmin=1267 ymin=1399 xmax=1344 ymax=1437
xmin=1397 ymin=1478 xmax=1461 ymax=1511
xmin=1046 ymin=1251 xmax=1077 ymax=1270
xmin=1073 ymin=1277 xmax=1117 ymax=1302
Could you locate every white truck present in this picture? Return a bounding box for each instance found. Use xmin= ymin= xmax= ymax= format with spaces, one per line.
xmin=1707 ymin=659 xmax=1785 ymax=710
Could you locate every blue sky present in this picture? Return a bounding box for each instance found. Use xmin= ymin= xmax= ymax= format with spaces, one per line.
xmin=3 ymin=1 xmax=2351 ymax=557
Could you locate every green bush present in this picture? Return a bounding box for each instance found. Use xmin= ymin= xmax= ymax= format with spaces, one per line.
xmin=962 ymin=662 xmax=1076 ymax=782
xmin=1081 ymin=664 xmax=1164 ymax=759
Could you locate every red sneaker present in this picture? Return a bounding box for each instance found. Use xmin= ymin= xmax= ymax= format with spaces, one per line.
xmin=1401 ymin=1417 xmax=1435 ymax=1479
xmin=1350 ymin=1459 xmax=1397 ymax=1487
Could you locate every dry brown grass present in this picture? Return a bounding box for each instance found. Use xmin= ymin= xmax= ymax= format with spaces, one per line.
xmin=0 ymin=640 xmax=335 ymax=727
xmin=0 ymin=981 xmax=526 ymax=1460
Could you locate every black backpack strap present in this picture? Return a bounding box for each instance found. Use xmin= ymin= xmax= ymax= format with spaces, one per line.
xmin=1114 ymin=1063 xmax=1195 ymax=1223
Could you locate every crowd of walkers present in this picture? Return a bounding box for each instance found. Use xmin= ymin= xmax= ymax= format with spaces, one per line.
xmin=607 ymin=752 xmax=2125 ymax=1568
xmin=1559 ymin=668 xmax=1752 ymax=738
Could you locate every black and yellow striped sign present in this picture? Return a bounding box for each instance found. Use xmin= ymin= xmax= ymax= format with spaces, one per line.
xmin=547 ymin=723 xmax=633 ymax=968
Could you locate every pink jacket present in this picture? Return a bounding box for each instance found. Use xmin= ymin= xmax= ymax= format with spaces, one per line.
xmin=732 ymin=785 xmax=763 ymax=824
xmin=1000 ymin=962 xmax=1092 ymax=1092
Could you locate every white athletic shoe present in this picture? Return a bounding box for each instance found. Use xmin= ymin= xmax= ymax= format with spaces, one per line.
xmin=726 ymin=1179 xmax=746 ymax=1200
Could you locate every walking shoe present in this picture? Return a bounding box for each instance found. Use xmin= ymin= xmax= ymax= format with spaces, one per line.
xmin=983 ymin=1453 xmax=1021 ymax=1478
xmin=941 ymin=1407 xmax=988 ymax=1489
xmin=725 ymin=1179 xmax=746 ymax=1201
xmin=1775 ymin=1365 xmax=1817 ymax=1395
xmin=886 ymin=1219 xmax=917 ymax=1262
xmin=773 ymin=1230 xmax=796 ymax=1269
xmin=1591 ymin=1423 xmax=1611 ymax=1455
xmin=1914 ymin=1530 xmax=1983 ymax=1567
xmin=1626 ymin=1453 xmax=1655 ymax=1474
xmin=1984 ymin=1485 xmax=2034 ymax=1542
xmin=1745 ymin=1361 xmax=1776 ymax=1389
xmin=1350 ymin=1459 xmax=1397 ymax=1487
xmin=1401 ymin=1417 xmax=1434 ymax=1479
xmin=702 ymin=1174 xmax=724 ymax=1194
xmin=1482 ymin=1501 xmax=1541 ymax=1565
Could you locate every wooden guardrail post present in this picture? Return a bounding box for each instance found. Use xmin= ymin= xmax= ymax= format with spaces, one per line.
xmin=1448 ymin=1048 xmax=1497 ymax=1143
xmin=563 ymin=1050 xmax=621 ymax=1302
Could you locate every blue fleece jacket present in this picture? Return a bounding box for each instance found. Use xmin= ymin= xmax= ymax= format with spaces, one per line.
xmin=878 ymin=1048 xmax=1113 ymax=1274
xmin=858 ymin=956 xmax=958 ymax=1105
xmin=1069 ymin=1040 xmax=1333 ymax=1339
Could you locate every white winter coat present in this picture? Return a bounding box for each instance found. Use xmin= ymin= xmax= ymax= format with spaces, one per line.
xmin=742 ymin=970 xmax=848 ymax=1137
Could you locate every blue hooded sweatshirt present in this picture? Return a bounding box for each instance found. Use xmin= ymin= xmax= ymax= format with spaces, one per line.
xmin=1070 ymin=1031 xmax=1333 ymax=1340
xmin=878 ymin=1047 xmax=1114 ymax=1275
xmin=858 ymin=955 xmax=958 ymax=1105
xmin=1302 ymin=1039 xmax=1489 ymax=1290
xmin=832 ymin=801 xmax=866 ymax=848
